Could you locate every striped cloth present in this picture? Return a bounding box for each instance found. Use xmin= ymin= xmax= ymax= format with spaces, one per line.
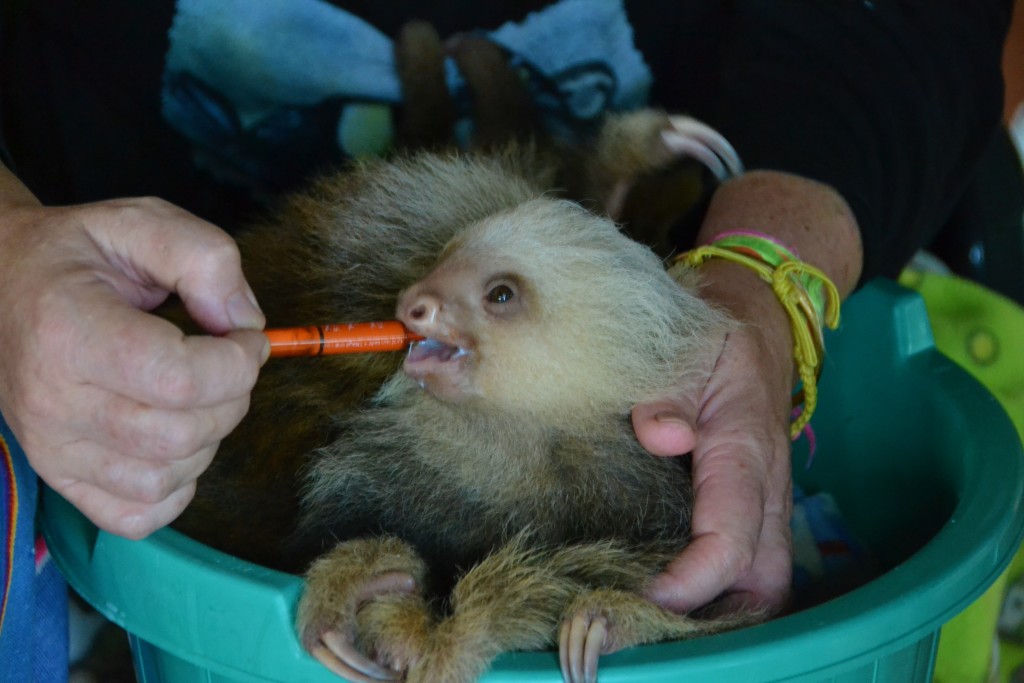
xmin=0 ymin=414 xmax=69 ymax=682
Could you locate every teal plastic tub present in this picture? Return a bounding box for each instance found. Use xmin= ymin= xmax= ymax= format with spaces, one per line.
xmin=41 ymin=280 xmax=1024 ymax=682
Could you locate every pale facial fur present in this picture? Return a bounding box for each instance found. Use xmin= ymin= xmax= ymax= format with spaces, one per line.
xmin=395 ymin=197 xmax=730 ymax=427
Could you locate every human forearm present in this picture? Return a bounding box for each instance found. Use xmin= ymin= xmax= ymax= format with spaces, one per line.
xmin=697 ymin=170 xmax=862 ymax=298
xmin=0 ymin=161 xmax=41 ymax=209
xmin=692 ymin=169 xmax=862 ymax=409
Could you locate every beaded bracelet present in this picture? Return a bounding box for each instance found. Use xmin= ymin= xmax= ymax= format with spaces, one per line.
xmin=672 ymin=231 xmax=841 ymax=440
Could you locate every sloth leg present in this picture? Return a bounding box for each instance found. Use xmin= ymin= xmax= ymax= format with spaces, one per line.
xmin=297 ymin=537 xmax=433 ymax=682
xmin=394 ymin=20 xmax=539 ymax=151
xmin=405 ymin=538 xmax=685 ymax=683
xmin=405 ymin=540 xmax=582 ymax=683
xmin=394 ymin=21 xmax=457 ymax=149
xmin=450 ymin=35 xmax=540 ymax=148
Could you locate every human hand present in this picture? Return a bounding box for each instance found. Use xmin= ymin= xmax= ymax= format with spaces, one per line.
xmin=632 ymin=260 xmax=796 ymax=615
xmin=630 ymin=170 xmax=861 ymax=615
xmin=0 ymin=191 xmax=269 ymax=540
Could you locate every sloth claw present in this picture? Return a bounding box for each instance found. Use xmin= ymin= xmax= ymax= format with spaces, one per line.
xmin=313 ymin=631 xmax=400 ymax=682
xmin=663 ymin=114 xmax=744 ymax=180
xmin=559 ymin=612 xmax=609 ymax=683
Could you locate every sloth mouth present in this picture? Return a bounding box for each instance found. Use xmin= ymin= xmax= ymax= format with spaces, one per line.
xmin=407 ymin=338 xmax=467 ymax=363
xmin=403 ymin=337 xmax=476 ymax=400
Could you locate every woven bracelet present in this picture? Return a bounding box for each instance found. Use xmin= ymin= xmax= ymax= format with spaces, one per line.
xmin=673 ymin=232 xmax=841 ymax=439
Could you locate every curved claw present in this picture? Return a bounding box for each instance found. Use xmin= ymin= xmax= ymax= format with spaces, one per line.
xmin=558 ymin=613 xmax=608 ymax=683
xmin=313 ymin=631 xmax=401 ymax=682
xmin=559 ymin=616 xmax=579 ymax=682
xmin=303 ymin=570 xmax=419 ymax=681
xmin=664 ymin=115 xmax=745 ymax=180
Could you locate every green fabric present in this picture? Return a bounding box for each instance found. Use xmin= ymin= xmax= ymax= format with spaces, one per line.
xmin=898 ymin=269 xmax=1024 ymax=683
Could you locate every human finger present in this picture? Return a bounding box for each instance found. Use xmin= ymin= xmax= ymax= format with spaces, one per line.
xmin=81 ymin=389 xmax=253 ymax=464
xmin=77 ymin=197 xmax=265 ymax=333
xmin=67 ymin=299 xmax=268 ymax=409
xmin=38 ymin=433 xmax=217 ymax=508
xmin=56 ymin=475 xmax=197 ymax=540
xmin=631 ymin=398 xmax=698 ymax=457
xmin=647 ymin=428 xmax=793 ymax=613
xmin=705 ymin=504 xmax=792 ymax=616
xmin=646 ymin=451 xmax=768 ymax=613
xmin=43 ymin=367 xmax=254 ymax=466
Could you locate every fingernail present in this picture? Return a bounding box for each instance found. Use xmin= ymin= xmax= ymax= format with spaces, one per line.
xmin=654 ymin=411 xmax=688 ymax=425
xmin=227 ymin=288 xmax=265 ymax=330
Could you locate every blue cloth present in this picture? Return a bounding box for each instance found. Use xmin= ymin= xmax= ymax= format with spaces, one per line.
xmin=791 ymin=486 xmax=877 ymax=608
xmin=161 ymin=0 xmax=652 ymax=192
xmin=0 ymin=413 xmax=69 ymax=682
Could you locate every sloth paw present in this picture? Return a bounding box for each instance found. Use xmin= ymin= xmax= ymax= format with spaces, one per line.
xmin=595 ymin=109 xmax=743 ymax=246
xmin=300 ymin=570 xmax=418 ymax=682
xmin=558 ymin=586 xmax=692 ymax=683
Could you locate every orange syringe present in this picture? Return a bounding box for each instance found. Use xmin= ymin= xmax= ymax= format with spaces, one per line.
xmin=265 ymin=321 xmax=424 ymax=358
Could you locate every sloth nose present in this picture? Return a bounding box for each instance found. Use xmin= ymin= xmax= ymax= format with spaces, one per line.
xmin=399 ymin=289 xmax=442 ymax=326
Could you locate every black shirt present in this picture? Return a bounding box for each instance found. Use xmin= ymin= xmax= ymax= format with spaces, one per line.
xmin=0 ymin=0 xmax=1012 ymax=282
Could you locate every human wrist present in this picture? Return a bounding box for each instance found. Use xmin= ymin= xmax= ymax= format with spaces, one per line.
xmin=691 ymin=259 xmax=796 ymax=436
xmin=697 ymin=259 xmax=794 ymax=379
xmin=679 ymin=231 xmax=841 ymax=438
xmin=682 ymin=170 xmax=858 ymax=438
xmin=696 ymin=170 xmax=862 ymax=298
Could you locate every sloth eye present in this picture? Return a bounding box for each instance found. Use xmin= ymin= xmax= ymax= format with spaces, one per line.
xmin=486 ymin=284 xmax=515 ymax=304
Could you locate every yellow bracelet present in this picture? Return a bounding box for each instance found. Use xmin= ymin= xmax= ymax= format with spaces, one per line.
xmin=673 ymin=243 xmax=841 ymax=440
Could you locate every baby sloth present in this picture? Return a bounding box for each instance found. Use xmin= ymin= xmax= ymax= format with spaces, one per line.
xmin=288 ymin=175 xmax=742 ymax=681
xmin=174 ymin=111 xmax=754 ymax=682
